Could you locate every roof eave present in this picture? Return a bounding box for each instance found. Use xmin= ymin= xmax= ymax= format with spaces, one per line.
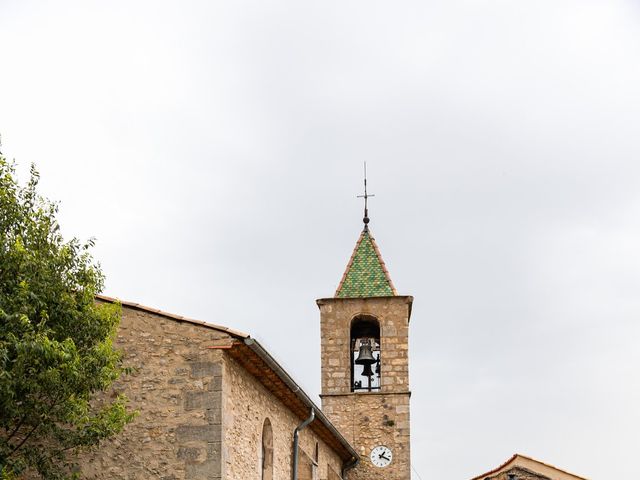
xmin=232 ymin=338 xmax=360 ymax=463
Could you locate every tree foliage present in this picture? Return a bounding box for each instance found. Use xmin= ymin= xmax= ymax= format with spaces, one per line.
xmin=0 ymin=158 xmax=134 ymax=479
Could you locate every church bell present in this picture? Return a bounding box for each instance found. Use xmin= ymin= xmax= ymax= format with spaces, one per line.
xmin=355 ymin=339 xmax=376 ymax=366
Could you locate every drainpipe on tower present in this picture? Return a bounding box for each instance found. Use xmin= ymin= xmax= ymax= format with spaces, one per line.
xmin=292 ymin=409 xmax=315 ymax=480
xmin=341 ymin=455 xmax=359 ymax=479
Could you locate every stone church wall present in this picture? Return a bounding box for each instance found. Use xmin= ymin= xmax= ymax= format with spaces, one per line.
xmin=79 ymin=304 xmax=230 ymax=479
xmin=223 ymin=355 xmax=345 ymax=479
xmin=77 ymin=303 xmax=347 ymax=480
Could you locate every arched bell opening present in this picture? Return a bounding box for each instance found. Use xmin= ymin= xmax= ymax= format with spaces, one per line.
xmin=350 ymin=315 xmax=381 ymax=392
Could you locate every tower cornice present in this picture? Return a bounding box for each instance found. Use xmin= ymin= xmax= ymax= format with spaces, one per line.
xmin=316 ymin=295 xmax=414 ymax=322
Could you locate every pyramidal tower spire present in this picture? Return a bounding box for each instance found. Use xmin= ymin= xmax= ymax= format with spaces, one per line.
xmin=335 ymin=164 xmax=397 ymax=298
xmin=334 ymin=229 xmax=397 ymax=297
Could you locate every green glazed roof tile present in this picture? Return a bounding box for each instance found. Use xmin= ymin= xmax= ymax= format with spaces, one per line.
xmin=335 ymin=229 xmax=397 ymax=298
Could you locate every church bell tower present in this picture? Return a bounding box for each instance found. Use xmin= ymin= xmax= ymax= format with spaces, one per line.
xmin=317 ymin=208 xmax=412 ymax=479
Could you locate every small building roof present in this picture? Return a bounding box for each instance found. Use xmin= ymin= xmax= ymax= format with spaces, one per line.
xmin=335 ymin=229 xmax=397 ymax=298
xmin=470 ymin=454 xmax=589 ymax=480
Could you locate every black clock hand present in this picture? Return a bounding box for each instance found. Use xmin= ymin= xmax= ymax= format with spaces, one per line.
xmin=380 ymin=454 xmax=390 ymax=461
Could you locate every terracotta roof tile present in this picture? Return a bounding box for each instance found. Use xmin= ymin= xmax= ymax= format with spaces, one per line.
xmin=95 ymin=294 xmax=249 ymax=339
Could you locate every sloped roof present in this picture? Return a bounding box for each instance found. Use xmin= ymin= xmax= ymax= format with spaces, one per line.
xmin=95 ymin=294 xmax=358 ymax=465
xmin=226 ymin=338 xmax=358 ymax=463
xmin=470 ymin=454 xmax=589 ymax=480
xmin=335 ymin=229 xmax=397 ymax=298
xmin=96 ymin=294 xmax=249 ymax=338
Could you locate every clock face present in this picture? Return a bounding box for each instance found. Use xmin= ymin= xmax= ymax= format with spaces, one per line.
xmin=370 ymin=445 xmax=392 ymax=468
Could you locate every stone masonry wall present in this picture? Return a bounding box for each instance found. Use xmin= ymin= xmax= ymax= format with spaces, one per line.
xmin=223 ymin=354 xmax=344 ymax=480
xmin=321 ymin=393 xmax=410 ymax=480
xmin=318 ymin=296 xmax=412 ymax=480
xmin=79 ymin=305 xmax=229 ymax=480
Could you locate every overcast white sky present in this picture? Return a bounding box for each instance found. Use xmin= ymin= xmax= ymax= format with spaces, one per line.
xmin=2 ymin=1 xmax=640 ymax=478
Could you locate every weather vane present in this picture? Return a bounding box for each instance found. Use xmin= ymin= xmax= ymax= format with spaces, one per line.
xmin=357 ymin=162 xmax=374 ymax=231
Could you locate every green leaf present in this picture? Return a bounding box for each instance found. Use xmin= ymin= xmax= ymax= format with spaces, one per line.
xmin=0 ymin=157 xmax=133 ymax=479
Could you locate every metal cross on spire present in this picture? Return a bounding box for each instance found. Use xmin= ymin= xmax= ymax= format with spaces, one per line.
xmin=357 ymin=162 xmax=375 ymax=231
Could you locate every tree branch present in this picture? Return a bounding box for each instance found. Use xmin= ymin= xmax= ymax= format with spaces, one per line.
xmin=7 ymin=421 xmax=40 ymax=457
xmin=6 ymin=392 xmax=63 ymax=458
xmin=5 ymin=414 xmax=28 ymax=442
